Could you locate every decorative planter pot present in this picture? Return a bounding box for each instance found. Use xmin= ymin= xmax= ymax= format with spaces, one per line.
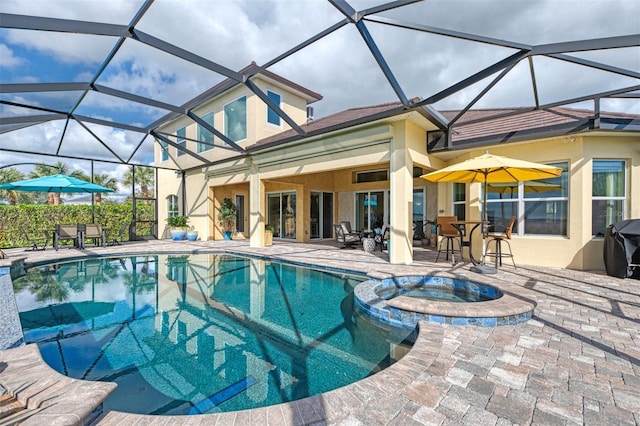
xmin=223 ymin=231 xmax=233 ymax=240
xmin=186 ymin=231 xmax=198 ymax=241
xmin=264 ymin=231 xmax=273 ymax=246
xmin=170 ymin=228 xmax=187 ymax=241
xmin=363 ymin=237 xmax=376 ymax=253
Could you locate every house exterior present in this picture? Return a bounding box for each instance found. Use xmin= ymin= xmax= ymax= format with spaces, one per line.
xmin=155 ymin=66 xmax=639 ymax=271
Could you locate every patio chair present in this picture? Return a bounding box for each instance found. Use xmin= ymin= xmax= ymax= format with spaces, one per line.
xmin=20 ymin=226 xmax=49 ymax=251
xmin=374 ymin=225 xmax=390 ymax=251
xmin=82 ymin=224 xmax=106 ymax=248
xmin=339 ymin=221 xmax=361 ymax=236
xmin=107 ymin=223 xmax=128 ymax=246
xmin=485 ymin=216 xmax=516 ymax=268
xmin=435 ymin=216 xmax=462 ymax=263
xmin=334 ymin=223 xmax=361 ymax=249
xmin=54 ymin=224 xmax=80 ymax=250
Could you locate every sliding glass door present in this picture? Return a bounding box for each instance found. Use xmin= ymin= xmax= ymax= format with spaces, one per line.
xmin=310 ymin=191 xmax=334 ymax=239
xmin=355 ymin=191 xmax=386 ymax=232
xmin=267 ymin=192 xmax=297 ymax=239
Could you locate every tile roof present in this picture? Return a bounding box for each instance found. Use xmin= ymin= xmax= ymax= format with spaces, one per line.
xmin=442 ymin=107 xmax=637 ymax=142
xmin=252 ymin=102 xmax=638 ymax=151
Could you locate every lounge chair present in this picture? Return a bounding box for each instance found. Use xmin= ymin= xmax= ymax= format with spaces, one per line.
xmin=54 ymin=224 xmax=80 ymax=250
xmin=21 ymin=226 xmax=49 ymax=251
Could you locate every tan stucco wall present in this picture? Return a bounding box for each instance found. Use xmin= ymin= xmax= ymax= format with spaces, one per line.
xmin=433 ymin=134 xmax=639 ymax=270
xmin=156 ymin=97 xmax=638 ymax=271
xmin=155 ymin=75 xmax=312 ymax=170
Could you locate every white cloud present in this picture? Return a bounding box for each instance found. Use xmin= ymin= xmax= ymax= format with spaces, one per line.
xmin=0 ymin=43 xmax=23 ymax=67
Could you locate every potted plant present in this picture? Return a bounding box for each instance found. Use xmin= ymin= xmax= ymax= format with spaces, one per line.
xmin=264 ymin=224 xmax=274 ymax=246
xmin=186 ymin=226 xmax=198 ymax=241
xmin=166 ymin=215 xmax=189 ymax=241
xmin=217 ymin=198 xmax=237 ymax=240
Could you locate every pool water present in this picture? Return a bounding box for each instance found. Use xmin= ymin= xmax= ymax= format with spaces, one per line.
xmin=12 ymin=254 xmax=413 ymax=415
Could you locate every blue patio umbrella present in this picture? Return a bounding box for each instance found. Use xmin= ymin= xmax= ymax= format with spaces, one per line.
xmin=0 ymin=174 xmax=114 ymax=193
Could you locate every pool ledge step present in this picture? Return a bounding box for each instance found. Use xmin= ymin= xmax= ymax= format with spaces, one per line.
xmin=387 ymin=293 xmax=534 ymax=318
xmin=0 ymin=343 xmax=117 ymax=425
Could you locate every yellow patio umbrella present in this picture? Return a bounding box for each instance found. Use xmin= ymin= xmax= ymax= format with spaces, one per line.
xmin=421 ymin=152 xmax=562 ymax=272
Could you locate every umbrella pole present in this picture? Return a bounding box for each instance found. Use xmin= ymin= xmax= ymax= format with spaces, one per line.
xmin=471 ymin=174 xmax=497 ymax=274
xmin=482 ymin=176 xmax=487 ymax=264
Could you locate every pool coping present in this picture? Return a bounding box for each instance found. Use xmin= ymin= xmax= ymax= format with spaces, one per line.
xmin=0 ymin=343 xmax=117 ymax=425
xmin=355 ymin=270 xmax=537 ymax=329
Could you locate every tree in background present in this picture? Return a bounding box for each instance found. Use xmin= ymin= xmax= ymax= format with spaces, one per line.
xmin=91 ymin=173 xmax=118 ymax=204
xmin=0 ymin=168 xmax=27 ymax=205
xmin=123 ymin=166 xmax=155 ymax=204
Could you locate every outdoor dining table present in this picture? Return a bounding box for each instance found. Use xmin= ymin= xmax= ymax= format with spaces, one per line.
xmin=451 ymin=220 xmax=485 ymax=265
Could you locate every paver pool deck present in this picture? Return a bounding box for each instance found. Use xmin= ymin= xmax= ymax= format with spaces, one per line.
xmin=0 ymin=239 xmax=638 ymax=425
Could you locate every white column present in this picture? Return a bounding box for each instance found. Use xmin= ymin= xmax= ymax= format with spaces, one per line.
xmin=249 ymin=161 xmax=265 ymax=247
xmin=389 ymin=124 xmax=413 ymax=265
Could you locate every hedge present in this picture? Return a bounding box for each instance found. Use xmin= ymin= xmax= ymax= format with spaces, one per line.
xmin=0 ymin=204 xmax=155 ymax=249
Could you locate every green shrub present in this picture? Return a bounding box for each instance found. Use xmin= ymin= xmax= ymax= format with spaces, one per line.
xmin=0 ymin=204 xmax=155 ymax=248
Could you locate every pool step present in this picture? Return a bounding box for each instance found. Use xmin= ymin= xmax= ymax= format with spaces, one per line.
xmin=0 ymin=392 xmax=25 ymax=418
xmin=188 ymin=376 xmax=258 ymax=415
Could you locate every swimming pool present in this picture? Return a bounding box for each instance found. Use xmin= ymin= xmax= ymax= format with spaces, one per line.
xmin=12 ymin=254 xmax=413 ymax=415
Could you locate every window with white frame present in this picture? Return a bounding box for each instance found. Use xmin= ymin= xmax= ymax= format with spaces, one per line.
xmin=592 ymin=159 xmax=626 ymax=236
xmin=224 ymin=96 xmax=247 ymax=142
xmin=161 ymin=140 xmax=169 ymax=161
xmin=197 ymin=111 xmax=214 ymax=153
xmin=266 ymin=90 xmax=281 ymax=126
xmin=485 ymin=162 xmax=569 ymax=236
xmin=176 ymin=127 xmax=186 ymax=156
xmin=167 ymin=195 xmax=179 ymax=217
xmin=452 ymin=183 xmax=466 ymax=220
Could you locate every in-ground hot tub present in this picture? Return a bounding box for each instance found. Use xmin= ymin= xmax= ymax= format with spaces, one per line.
xmin=355 ymin=274 xmax=535 ymax=329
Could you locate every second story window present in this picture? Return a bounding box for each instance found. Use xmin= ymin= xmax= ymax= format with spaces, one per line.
xmin=224 ymin=96 xmax=247 ymax=142
xmin=176 ymin=127 xmax=186 ymax=157
xmin=197 ymin=111 xmax=214 ymax=152
xmin=161 ymin=140 xmax=169 ymax=161
xmin=267 ymin=90 xmax=281 ymax=126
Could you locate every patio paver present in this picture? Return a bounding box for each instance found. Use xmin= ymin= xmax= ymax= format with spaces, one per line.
xmin=0 ymin=239 xmax=638 ymax=425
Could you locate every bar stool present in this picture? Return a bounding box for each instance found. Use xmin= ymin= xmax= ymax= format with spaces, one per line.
xmin=485 ymin=216 xmax=516 ymax=268
xmin=435 ymin=216 xmax=462 ymax=264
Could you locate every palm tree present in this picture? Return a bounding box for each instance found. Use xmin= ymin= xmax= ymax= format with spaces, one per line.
xmin=123 ymin=166 xmax=155 ymax=204
xmin=29 ymin=162 xmax=90 ymax=205
xmin=0 ymin=168 xmax=26 ymax=205
xmin=91 ymin=173 xmax=118 ymax=204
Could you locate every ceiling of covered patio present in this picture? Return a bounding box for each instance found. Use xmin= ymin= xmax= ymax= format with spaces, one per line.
xmin=1 ymin=0 xmax=638 ymax=175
